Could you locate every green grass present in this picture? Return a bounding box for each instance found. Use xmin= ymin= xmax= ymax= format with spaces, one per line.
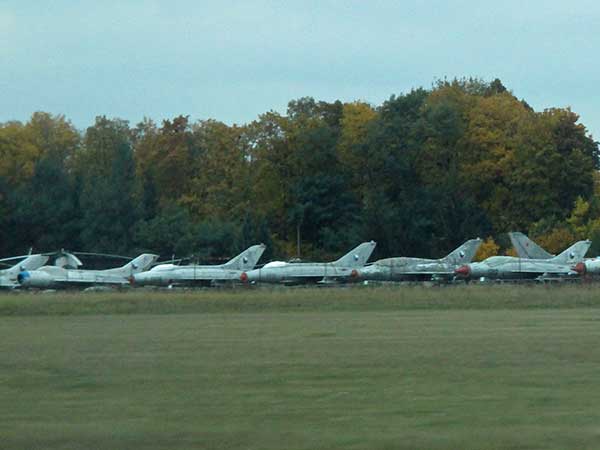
xmin=1 ymin=284 xmax=600 ymax=316
xmin=2 ymin=286 xmax=600 ymax=449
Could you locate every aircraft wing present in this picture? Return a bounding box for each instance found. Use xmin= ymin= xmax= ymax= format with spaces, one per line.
xmin=276 ymin=275 xmax=339 ymax=285
xmin=0 ymin=277 xmax=17 ymax=289
xmin=494 ymin=263 xmax=576 ymax=278
xmin=169 ymin=269 xmax=243 ymax=282
xmin=399 ymin=270 xmax=454 ymax=275
xmin=50 ymin=278 xmax=131 ymax=287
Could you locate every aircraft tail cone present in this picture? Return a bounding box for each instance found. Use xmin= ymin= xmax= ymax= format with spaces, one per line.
xmin=573 ymin=262 xmax=586 ymax=275
xmin=240 ymin=272 xmax=249 ymax=283
xmin=454 ymin=265 xmax=471 ymax=277
xmin=350 ymin=269 xmax=360 ymax=279
xmin=128 ymin=275 xmax=135 ymax=286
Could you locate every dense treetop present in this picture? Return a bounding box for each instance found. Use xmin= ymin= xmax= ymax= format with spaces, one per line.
xmin=1 ymin=79 xmax=598 ymax=262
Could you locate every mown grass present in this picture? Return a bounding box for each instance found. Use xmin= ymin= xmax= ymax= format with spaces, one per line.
xmin=2 ymin=285 xmax=600 ymax=449
xmin=1 ymin=283 xmax=600 ymax=316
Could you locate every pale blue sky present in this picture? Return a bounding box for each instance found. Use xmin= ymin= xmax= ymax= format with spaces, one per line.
xmin=1 ymin=0 xmax=598 ymax=138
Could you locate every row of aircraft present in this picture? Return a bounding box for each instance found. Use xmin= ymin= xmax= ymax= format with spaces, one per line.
xmin=0 ymin=232 xmax=597 ymax=290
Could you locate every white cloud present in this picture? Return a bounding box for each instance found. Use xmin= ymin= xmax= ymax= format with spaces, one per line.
xmin=0 ymin=0 xmax=598 ymax=138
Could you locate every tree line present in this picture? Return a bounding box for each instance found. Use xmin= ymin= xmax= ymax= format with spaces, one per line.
xmin=1 ymin=78 xmax=598 ymax=262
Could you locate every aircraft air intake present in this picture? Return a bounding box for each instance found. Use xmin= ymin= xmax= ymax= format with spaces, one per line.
xmin=573 ymin=262 xmax=586 ymax=274
xmin=454 ymin=265 xmax=471 ymax=277
xmin=17 ymin=271 xmax=30 ymax=285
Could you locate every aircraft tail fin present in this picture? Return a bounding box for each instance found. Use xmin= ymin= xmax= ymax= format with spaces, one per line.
xmin=108 ymin=254 xmax=159 ymax=276
xmin=509 ymin=232 xmax=553 ymax=259
xmin=550 ymin=240 xmax=591 ymax=265
xmin=442 ymin=238 xmax=482 ymax=265
xmin=221 ymin=244 xmax=267 ymax=271
xmin=6 ymin=254 xmax=48 ymax=277
xmin=332 ymin=241 xmax=376 ymax=267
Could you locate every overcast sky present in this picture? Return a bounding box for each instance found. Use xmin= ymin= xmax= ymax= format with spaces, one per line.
xmin=1 ymin=0 xmax=598 ymax=138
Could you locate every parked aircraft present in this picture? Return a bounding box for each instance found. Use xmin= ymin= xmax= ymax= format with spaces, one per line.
xmin=509 ymin=232 xmax=600 ymax=276
xmin=240 ymin=241 xmax=376 ymax=284
xmin=573 ymin=257 xmax=600 ymax=275
xmin=509 ymin=232 xmax=553 ymax=259
xmin=132 ymin=244 xmax=266 ymax=287
xmin=0 ymin=254 xmax=49 ymax=289
xmin=17 ymin=254 xmax=158 ymax=289
xmin=454 ymin=240 xmax=591 ymax=281
xmin=356 ymin=238 xmax=482 ymax=282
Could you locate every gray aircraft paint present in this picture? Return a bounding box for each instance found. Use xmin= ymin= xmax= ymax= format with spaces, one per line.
xmin=18 ymin=254 xmax=158 ymax=288
xmin=132 ymin=244 xmax=266 ymax=287
xmin=508 ymin=232 xmax=553 ymax=259
xmin=574 ymin=257 xmax=600 ymax=275
xmin=455 ymin=240 xmax=591 ymax=280
xmin=357 ymin=238 xmax=482 ymax=282
xmin=0 ymin=254 xmax=49 ymax=288
xmin=242 ymin=241 xmax=376 ymax=284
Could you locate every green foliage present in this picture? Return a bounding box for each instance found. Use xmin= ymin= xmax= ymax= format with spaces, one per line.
xmin=0 ymin=79 xmax=598 ymax=260
xmin=133 ymin=205 xmax=199 ymax=257
xmin=0 ymin=113 xmax=80 ymax=254
xmin=11 ymin=154 xmax=80 ymax=251
xmin=76 ymin=117 xmax=137 ymax=253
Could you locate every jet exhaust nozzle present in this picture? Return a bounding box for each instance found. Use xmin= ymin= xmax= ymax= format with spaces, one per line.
xmin=240 ymin=272 xmax=248 ymax=283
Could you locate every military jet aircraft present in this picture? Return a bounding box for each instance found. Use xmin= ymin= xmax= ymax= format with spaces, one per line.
xmin=454 ymin=240 xmax=591 ymax=281
xmin=17 ymin=253 xmax=158 ymax=289
xmin=355 ymin=238 xmax=482 ymax=282
xmin=509 ymin=232 xmax=553 ymax=259
xmin=240 ymin=241 xmax=376 ymax=285
xmin=0 ymin=254 xmax=49 ymax=289
xmin=509 ymin=232 xmax=600 ymax=276
xmin=132 ymin=244 xmax=266 ymax=287
xmin=572 ymin=255 xmax=600 ymax=275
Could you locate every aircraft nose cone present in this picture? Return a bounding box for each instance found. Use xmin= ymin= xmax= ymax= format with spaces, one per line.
xmin=455 ymin=265 xmax=471 ymax=277
xmin=573 ymin=262 xmax=586 ymax=274
xmin=240 ymin=272 xmax=248 ymax=283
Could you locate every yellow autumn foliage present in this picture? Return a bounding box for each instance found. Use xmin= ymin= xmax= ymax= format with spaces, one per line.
xmin=474 ymin=237 xmax=499 ymax=261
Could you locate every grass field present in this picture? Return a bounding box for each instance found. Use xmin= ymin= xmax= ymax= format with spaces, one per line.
xmin=2 ymin=286 xmax=600 ymax=449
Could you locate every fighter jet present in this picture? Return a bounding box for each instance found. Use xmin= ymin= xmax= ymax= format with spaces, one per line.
xmin=509 ymin=232 xmax=600 ymax=276
xmin=132 ymin=244 xmax=266 ymax=287
xmin=454 ymin=240 xmax=591 ymax=281
xmin=0 ymin=254 xmax=49 ymax=289
xmin=571 ymin=255 xmax=600 ymax=276
xmin=355 ymin=238 xmax=482 ymax=282
xmin=240 ymin=241 xmax=376 ymax=285
xmin=508 ymin=232 xmax=553 ymax=259
xmin=17 ymin=253 xmax=158 ymax=289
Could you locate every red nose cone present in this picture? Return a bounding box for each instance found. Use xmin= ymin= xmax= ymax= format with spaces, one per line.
xmin=350 ymin=269 xmax=360 ymax=279
xmin=240 ymin=272 xmax=248 ymax=283
xmin=573 ymin=262 xmax=586 ymax=274
xmin=455 ymin=265 xmax=471 ymax=277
